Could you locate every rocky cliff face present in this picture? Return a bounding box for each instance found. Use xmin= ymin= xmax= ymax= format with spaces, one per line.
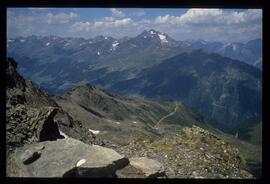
xmin=6 ymin=58 xmax=104 ymax=155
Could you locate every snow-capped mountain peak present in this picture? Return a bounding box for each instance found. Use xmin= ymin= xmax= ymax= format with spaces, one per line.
xmin=158 ymin=34 xmax=168 ymax=43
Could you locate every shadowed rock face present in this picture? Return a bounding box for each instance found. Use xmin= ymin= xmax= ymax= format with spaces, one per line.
xmin=7 ymin=138 xmax=129 ymax=177
xmin=6 ymin=58 xmax=63 ymax=153
xmin=6 ymin=58 xmax=106 ymax=155
xmin=6 ymin=104 xmax=62 ymax=149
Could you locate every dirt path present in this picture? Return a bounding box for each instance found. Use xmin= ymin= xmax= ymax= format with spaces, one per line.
xmin=153 ymin=102 xmax=179 ymax=129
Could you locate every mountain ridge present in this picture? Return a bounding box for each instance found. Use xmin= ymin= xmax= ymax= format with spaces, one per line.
xmin=110 ymin=50 xmax=262 ymax=131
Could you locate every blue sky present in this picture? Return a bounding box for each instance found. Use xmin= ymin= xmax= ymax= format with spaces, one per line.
xmin=7 ymin=8 xmax=262 ymax=43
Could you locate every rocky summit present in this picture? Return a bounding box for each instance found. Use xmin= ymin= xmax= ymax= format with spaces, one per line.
xmin=116 ymin=126 xmax=253 ymax=178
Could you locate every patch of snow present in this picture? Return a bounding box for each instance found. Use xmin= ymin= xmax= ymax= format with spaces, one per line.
xmin=143 ymin=36 xmax=147 ymax=39
xmin=158 ymin=34 xmax=168 ymax=43
xmin=88 ymin=128 xmax=100 ymax=135
xmin=79 ymin=42 xmax=86 ymax=46
xmin=64 ymin=43 xmax=70 ymax=47
xmin=114 ymin=121 xmax=121 ymax=125
xmin=112 ymin=41 xmax=119 ymax=48
xmin=132 ymin=121 xmax=137 ymax=124
xmin=20 ymin=39 xmax=25 ymax=42
xmin=232 ymin=44 xmax=237 ymax=51
xmin=200 ymin=40 xmax=207 ymax=45
xmin=111 ymin=41 xmax=119 ymax=51
xmin=105 ymin=37 xmax=108 ymax=39
xmin=59 ymin=130 xmax=68 ymax=138
xmin=89 ymin=41 xmax=92 ymax=44
xmin=7 ymin=39 xmax=14 ymax=43
xmin=46 ymin=42 xmax=50 ymax=46
xmin=97 ymin=51 xmax=100 ymax=55
xmin=76 ymin=159 xmax=86 ymax=167
xmin=150 ymin=30 xmax=155 ymax=35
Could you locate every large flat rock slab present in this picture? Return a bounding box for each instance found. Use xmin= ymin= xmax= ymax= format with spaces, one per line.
xmin=7 ymin=138 xmax=129 ymax=177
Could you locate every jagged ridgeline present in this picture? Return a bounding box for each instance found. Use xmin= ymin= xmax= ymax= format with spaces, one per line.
xmin=6 ymin=58 xmax=259 ymax=178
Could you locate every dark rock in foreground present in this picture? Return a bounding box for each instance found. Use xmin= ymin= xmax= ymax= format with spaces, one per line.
xmin=6 ymin=104 xmax=62 ymax=150
xmin=6 ymin=57 xmax=106 ymax=155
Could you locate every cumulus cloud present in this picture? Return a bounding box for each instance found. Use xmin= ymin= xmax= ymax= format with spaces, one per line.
xmin=154 ymin=9 xmax=262 ymax=26
xmin=151 ymin=9 xmax=262 ymax=42
xmin=110 ymin=8 xmax=125 ymax=18
xmin=69 ymin=18 xmax=132 ymax=33
xmin=7 ymin=10 xmax=78 ymax=38
xmin=46 ymin=12 xmax=78 ymax=24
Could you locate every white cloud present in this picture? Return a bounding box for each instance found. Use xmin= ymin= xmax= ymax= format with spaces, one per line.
xmin=150 ymin=9 xmax=262 ymax=42
xmin=7 ymin=10 xmax=79 ymax=38
xmin=154 ymin=9 xmax=262 ymax=26
xmin=110 ymin=8 xmax=125 ymax=18
xmin=154 ymin=14 xmax=179 ymax=24
xmin=46 ymin=12 xmax=78 ymax=24
xmin=69 ymin=18 xmax=132 ymax=33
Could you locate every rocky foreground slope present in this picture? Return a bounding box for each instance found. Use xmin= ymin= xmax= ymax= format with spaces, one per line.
xmin=6 ymin=58 xmax=253 ymax=178
xmin=116 ymin=126 xmax=252 ymax=178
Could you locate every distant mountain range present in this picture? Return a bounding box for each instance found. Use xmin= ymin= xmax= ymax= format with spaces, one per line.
xmin=185 ymin=38 xmax=262 ymax=68
xmin=6 ymin=29 xmax=262 ymax=132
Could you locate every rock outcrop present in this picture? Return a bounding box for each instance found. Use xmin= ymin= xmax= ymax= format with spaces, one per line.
xmin=6 ymin=104 xmax=62 ymax=150
xmin=6 ymin=58 xmax=105 ymax=155
xmin=7 ymin=138 xmax=129 ymax=177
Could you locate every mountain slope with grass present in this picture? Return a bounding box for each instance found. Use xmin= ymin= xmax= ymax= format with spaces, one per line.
xmin=53 ymin=84 xmax=212 ymax=146
xmin=111 ymin=50 xmax=262 ymax=131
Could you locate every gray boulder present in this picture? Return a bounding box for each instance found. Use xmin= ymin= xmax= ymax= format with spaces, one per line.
xmin=128 ymin=157 xmax=165 ymax=178
xmin=7 ymin=138 xmax=129 ymax=177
